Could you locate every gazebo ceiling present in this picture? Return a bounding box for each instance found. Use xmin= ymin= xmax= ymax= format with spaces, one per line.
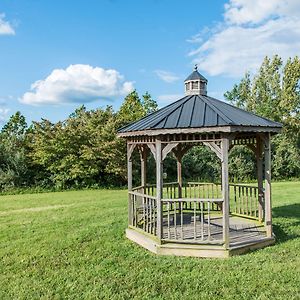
xmin=118 ymin=94 xmax=282 ymax=136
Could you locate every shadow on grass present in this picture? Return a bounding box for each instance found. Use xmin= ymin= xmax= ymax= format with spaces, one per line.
xmin=272 ymin=203 xmax=300 ymax=243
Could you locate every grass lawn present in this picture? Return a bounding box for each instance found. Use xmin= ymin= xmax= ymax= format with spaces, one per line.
xmin=0 ymin=182 xmax=299 ymax=299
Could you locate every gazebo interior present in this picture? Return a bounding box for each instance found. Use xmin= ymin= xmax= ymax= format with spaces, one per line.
xmin=118 ymin=67 xmax=282 ymax=258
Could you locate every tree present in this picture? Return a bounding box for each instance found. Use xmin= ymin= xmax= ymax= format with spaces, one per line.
xmin=225 ymin=55 xmax=300 ymax=179
xmin=142 ymin=91 xmax=158 ymax=115
xmin=28 ymin=106 xmax=124 ymax=188
xmin=118 ymin=90 xmax=145 ymax=127
xmin=0 ymin=112 xmax=30 ymax=189
xmin=27 ymin=90 xmax=159 ymax=189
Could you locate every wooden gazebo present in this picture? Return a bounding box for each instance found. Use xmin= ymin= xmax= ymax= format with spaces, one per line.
xmin=117 ymin=67 xmax=282 ymax=258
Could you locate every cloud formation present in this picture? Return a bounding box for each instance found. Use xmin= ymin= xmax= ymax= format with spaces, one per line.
xmin=0 ymin=13 xmax=15 ymax=35
xmin=154 ymin=70 xmax=180 ymax=83
xmin=20 ymin=64 xmax=134 ymax=105
xmin=157 ymin=94 xmax=182 ymax=106
xmin=189 ymin=0 xmax=300 ymax=77
xmin=0 ymin=107 xmax=10 ymax=124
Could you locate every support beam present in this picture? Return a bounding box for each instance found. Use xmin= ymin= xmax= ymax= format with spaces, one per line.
xmin=221 ymin=137 xmax=230 ymax=249
xmin=127 ymin=142 xmax=133 ymax=226
xmin=172 ymin=144 xmax=193 ymax=198
xmin=139 ymin=145 xmax=148 ymax=188
xmin=177 ymin=158 xmax=182 ymax=198
xmin=256 ymin=135 xmax=264 ymax=222
xmin=156 ymin=138 xmax=163 ymax=241
xmin=264 ymin=133 xmax=272 ymax=237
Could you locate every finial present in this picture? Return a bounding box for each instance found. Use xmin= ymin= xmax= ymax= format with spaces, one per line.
xmin=194 ymin=64 xmax=198 ymax=71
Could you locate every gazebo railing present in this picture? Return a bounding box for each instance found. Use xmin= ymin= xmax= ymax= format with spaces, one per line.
xmin=129 ymin=181 xmax=264 ymax=243
xmin=185 ymin=182 xmax=222 ymax=199
xmin=129 ymin=190 xmax=157 ymax=236
xmin=229 ymin=184 xmax=262 ymax=219
xmin=144 ymin=182 xmax=262 ymax=219
xmin=161 ymin=198 xmax=224 ymax=244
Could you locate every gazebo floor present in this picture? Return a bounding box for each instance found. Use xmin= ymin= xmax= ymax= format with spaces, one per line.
xmin=126 ymin=215 xmax=275 ymax=258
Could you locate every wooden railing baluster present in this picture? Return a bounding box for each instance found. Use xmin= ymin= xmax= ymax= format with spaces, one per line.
xmin=174 ymin=201 xmax=177 ymax=239
xmin=167 ymin=201 xmax=170 ymax=239
xmin=207 ymin=202 xmax=211 ymax=241
xmin=201 ymin=201 xmax=204 ymax=240
xmin=181 ymin=201 xmax=183 ymax=239
xmin=194 ymin=201 xmax=197 ymax=240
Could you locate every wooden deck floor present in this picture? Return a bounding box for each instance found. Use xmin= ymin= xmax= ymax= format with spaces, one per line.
xmin=161 ymin=215 xmax=267 ymax=247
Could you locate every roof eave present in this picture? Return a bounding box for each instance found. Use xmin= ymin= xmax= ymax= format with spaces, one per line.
xmin=117 ymin=125 xmax=282 ymax=138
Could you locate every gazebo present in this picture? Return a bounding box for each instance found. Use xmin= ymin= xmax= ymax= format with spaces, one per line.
xmin=117 ymin=66 xmax=282 ymax=258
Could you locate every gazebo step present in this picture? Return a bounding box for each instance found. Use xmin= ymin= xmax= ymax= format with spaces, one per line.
xmin=229 ymin=237 xmax=275 ymax=256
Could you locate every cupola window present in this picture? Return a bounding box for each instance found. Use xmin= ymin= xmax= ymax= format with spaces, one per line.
xmin=192 ymin=81 xmax=199 ymax=90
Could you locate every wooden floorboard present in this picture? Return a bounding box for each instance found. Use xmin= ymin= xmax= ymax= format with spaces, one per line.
xmin=161 ymin=215 xmax=267 ymax=246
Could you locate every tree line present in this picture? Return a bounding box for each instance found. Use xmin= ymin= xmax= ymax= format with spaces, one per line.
xmin=0 ymin=56 xmax=299 ymax=192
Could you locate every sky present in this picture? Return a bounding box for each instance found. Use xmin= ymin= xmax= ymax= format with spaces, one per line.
xmin=1 ymin=0 xmax=300 ymax=125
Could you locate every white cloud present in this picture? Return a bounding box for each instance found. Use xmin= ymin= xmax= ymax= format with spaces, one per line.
xmin=189 ymin=0 xmax=300 ymax=78
xmin=0 ymin=13 xmax=15 ymax=35
xmin=0 ymin=107 xmax=10 ymax=124
xmin=157 ymin=94 xmax=182 ymax=106
xmin=224 ymin=0 xmax=300 ymax=25
xmin=154 ymin=70 xmax=180 ymax=83
xmin=20 ymin=64 xmax=134 ymax=105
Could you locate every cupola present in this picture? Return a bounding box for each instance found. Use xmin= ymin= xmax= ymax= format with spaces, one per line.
xmin=184 ymin=65 xmax=208 ymax=96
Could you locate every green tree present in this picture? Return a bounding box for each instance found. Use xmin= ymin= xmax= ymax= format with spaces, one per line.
xmin=118 ymin=90 xmax=145 ymax=126
xmin=224 ymin=72 xmax=251 ymax=110
xmin=225 ymin=55 xmax=300 ymax=179
xmin=28 ymin=106 xmax=124 ymax=188
xmin=142 ymin=91 xmax=158 ymax=115
xmin=27 ymin=90 xmax=159 ymax=189
xmin=0 ymin=112 xmax=30 ymax=189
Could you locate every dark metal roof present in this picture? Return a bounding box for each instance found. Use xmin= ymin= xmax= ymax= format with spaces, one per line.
xmin=184 ymin=70 xmax=207 ymax=82
xmin=118 ymin=94 xmax=282 ymax=134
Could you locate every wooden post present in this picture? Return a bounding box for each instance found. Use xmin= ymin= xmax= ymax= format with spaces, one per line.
xmin=256 ymin=135 xmax=264 ymax=222
xmin=173 ymin=144 xmax=189 ymax=199
xmin=177 ymin=157 xmax=182 ymax=198
xmin=156 ymin=138 xmax=163 ymax=241
xmin=264 ymin=133 xmax=272 ymax=237
xmin=221 ymin=137 xmax=230 ymax=249
xmin=140 ymin=145 xmax=147 ymax=190
xmin=127 ymin=142 xmax=133 ymax=226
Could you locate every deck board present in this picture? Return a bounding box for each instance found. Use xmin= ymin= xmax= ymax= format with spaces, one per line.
xmin=161 ymin=214 xmax=266 ymax=246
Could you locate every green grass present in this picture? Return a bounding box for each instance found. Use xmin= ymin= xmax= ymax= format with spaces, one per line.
xmin=0 ymin=182 xmax=299 ymax=299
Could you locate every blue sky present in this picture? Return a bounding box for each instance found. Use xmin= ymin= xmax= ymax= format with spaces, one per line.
xmin=1 ymin=0 xmax=300 ymax=125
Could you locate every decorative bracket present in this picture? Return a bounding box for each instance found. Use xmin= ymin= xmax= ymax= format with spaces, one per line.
xmin=127 ymin=144 xmax=136 ymax=161
xmin=147 ymin=143 xmax=157 ymax=161
xmin=162 ymin=143 xmax=179 ymax=161
xmin=137 ymin=144 xmax=148 ymax=160
xmin=203 ymin=141 xmax=222 ymax=160
xmin=172 ymin=143 xmax=194 ymax=161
